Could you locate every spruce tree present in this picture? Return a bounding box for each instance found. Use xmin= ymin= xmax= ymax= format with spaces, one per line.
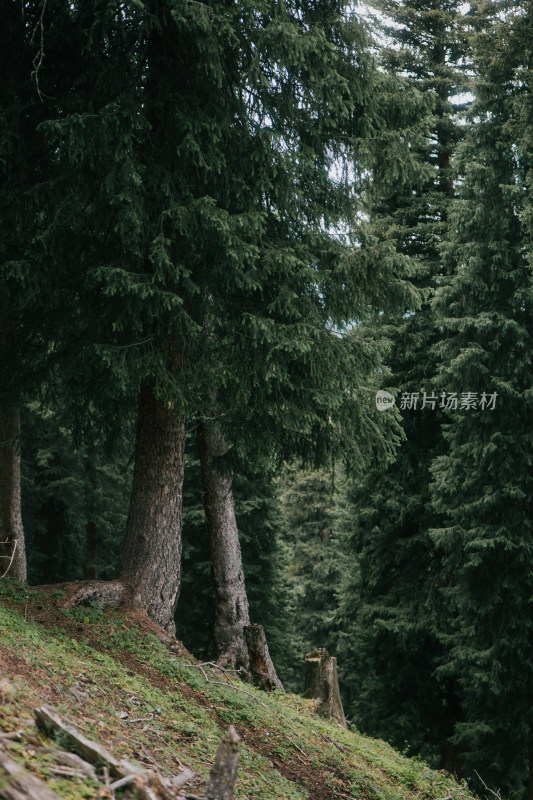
xmin=430 ymin=2 xmax=533 ymax=794
xmin=278 ymin=464 xmax=349 ymax=692
xmin=4 ymin=0 xmax=427 ymax=640
xmin=338 ymin=0 xmax=468 ymax=766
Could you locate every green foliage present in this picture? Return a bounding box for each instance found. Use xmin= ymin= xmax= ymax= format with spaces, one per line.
xmin=430 ymin=4 xmax=533 ymax=795
xmin=276 ymin=464 xmax=350 ymax=693
xmin=21 ymin=401 xmax=133 ymax=584
xmin=337 ymin=0 xmax=467 ymax=767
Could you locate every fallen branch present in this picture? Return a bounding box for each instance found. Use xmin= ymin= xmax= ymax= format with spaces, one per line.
xmin=0 ymin=731 xmax=23 ymax=741
xmin=34 ymin=705 xmax=196 ymax=800
xmin=34 ymin=706 xmax=142 ymax=781
xmin=184 ymin=664 xmax=268 ymax=709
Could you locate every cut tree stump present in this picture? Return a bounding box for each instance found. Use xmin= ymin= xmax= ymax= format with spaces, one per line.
xmin=244 ymin=624 xmax=284 ymax=692
xmin=204 ymin=726 xmax=240 ymax=800
xmin=303 ymin=648 xmax=347 ymax=728
xmin=0 ymin=749 xmax=64 ymax=800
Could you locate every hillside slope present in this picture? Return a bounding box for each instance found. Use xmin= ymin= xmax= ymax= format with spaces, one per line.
xmin=0 ymin=582 xmax=473 ymax=800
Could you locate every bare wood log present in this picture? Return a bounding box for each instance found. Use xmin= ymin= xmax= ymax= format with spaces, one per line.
xmin=0 ymin=749 xmax=64 ymax=800
xmin=34 ymin=706 xmax=143 ymax=780
xmin=244 ymin=624 xmax=284 ymax=692
xmin=34 ymin=706 xmax=196 ymax=800
xmin=204 ymin=727 xmax=240 ymax=800
xmin=55 ymin=750 xmax=97 ymax=779
xmin=303 ymin=648 xmax=347 ymax=728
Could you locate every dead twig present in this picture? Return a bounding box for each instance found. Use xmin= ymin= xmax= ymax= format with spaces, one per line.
xmin=30 ymin=0 xmax=48 ymax=101
xmin=0 ymin=540 xmax=17 ymax=579
xmin=474 ymin=770 xmax=503 ymax=800
xmin=184 ymin=663 xmax=269 ymax=708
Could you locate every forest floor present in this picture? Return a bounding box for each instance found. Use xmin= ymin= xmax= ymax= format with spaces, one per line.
xmin=0 ymin=581 xmax=474 ymax=800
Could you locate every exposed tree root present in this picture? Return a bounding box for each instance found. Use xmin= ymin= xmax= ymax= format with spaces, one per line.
xmin=33 ymin=581 xmax=188 ymax=657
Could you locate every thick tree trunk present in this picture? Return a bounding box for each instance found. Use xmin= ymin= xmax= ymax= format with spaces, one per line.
xmin=118 ymin=380 xmax=186 ymax=634
xmin=197 ymin=418 xmax=250 ymax=670
xmin=0 ymin=408 xmax=26 ymax=582
xmin=304 ymin=648 xmax=347 ymax=728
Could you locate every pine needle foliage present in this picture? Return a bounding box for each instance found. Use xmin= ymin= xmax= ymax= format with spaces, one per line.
xmin=430 ymin=3 xmax=533 ymax=794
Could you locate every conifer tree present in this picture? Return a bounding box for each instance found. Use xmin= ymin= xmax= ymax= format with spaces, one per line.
xmin=4 ymin=0 xmax=426 ymax=641
xmin=430 ymin=3 xmax=533 ymax=794
xmin=278 ymin=465 xmax=349 ymax=692
xmin=0 ymin=1 xmax=52 ymax=582
xmin=338 ymin=0 xmax=468 ymax=765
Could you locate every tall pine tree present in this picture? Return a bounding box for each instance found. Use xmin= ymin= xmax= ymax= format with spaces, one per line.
xmin=338 ymin=0 xmax=469 ymax=766
xmin=431 ymin=2 xmax=533 ymax=794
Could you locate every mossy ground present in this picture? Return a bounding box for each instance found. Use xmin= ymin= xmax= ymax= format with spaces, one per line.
xmin=0 ymin=581 xmax=474 ymax=800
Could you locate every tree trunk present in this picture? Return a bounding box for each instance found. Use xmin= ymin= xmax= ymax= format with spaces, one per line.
xmin=205 ymin=727 xmax=240 ymax=800
xmin=244 ymin=623 xmax=284 ymax=691
xmin=0 ymin=407 xmax=26 ymax=582
xmin=197 ymin=418 xmax=250 ymax=670
xmin=118 ymin=380 xmax=186 ymax=634
xmin=304 ymin=648 xmax=347 ymax=728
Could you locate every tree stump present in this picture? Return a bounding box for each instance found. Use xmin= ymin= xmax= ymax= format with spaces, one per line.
xmin=303 ymin=648 xmax=347 ymax=728
xmin=244 ymin=624 xmax=284 ymax=691
xmin=204 ymin=726 xmax=240 ymax=800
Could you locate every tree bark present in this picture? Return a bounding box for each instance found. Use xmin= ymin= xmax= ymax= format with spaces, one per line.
xmin=0 ymin=407 xmax=26 ymax=582
xmin=244 ymin=624 xmax=284 ymax=692
xmin=197 ymin=418 xmax=250 ymax=670
xmin=205 ymin=726 xmax=240 ymax=800
xmin=304 ymin=648 xmax=347 ymax=728
xmin=118 ymin=380 xmax=186 ymax=634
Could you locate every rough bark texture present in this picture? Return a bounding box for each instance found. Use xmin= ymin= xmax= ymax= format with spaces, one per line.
xmin=63 ymin=579 xmax=126 ymax=610
xmin=0 ymin=408 xmax=26 ymax=582
xmin=244 ymin=624 xmax=284 ymax=692
xmin=197 ymin=419 xmax=250 ymax=670
xmin=0 ymin=749 xmax=64 ymax=800
xmin=204 ymin=726 xmax=240 ymax=800
xmin=304 ymin=648 xmax=347 ymax=728
xmin=118 ymin=380 xmax=186 ymax=634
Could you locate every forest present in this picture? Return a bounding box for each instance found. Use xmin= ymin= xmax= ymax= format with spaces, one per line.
xmin=1 ymin=0 xmax=533 ymax=798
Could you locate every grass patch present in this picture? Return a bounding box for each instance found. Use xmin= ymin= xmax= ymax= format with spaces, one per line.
xmin=0 ymin=585 xmax=474 ymax=800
